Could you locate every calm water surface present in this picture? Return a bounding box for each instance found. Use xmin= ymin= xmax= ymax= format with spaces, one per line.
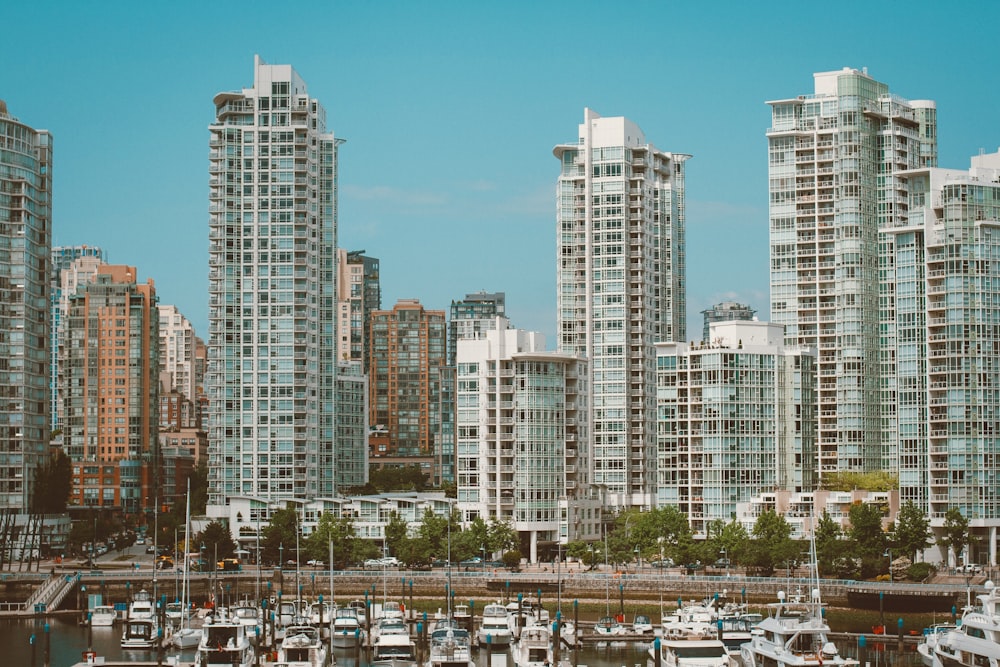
xmin=0 ymin=618 xmax=921 ymax=667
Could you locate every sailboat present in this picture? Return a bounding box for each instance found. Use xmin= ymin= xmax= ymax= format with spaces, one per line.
xmin=171 ymin=481 xmax=201 ymax=649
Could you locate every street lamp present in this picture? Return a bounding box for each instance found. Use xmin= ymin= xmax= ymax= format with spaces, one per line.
xmin=720 ymin=547 xmax=728 ymax=577
xmin=884 ymin=548 xmax=892 ymax=580
xmin=633 ymin=546 xmax=640 ymax=571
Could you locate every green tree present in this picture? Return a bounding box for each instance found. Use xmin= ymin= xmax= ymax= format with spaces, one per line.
xmin=940 ymin=508 xmax=969 ymax=566
xmin=384 ymin=511 xmax=409 ymax=558
xmin=197 ymin=520 xmax=237 ymax=565
xmin=847 ymin=502 xmax=886 ymax=578
xmin=815 ymin=510 xmax=845 ymax=576
xmin=306 ymin=513 xmax=358 ymax=567
xmin=261 ymin=508 xmax=300 ymax=566
xmin=892 ymin=500 xmax=932 ymax=563
xmin=487 ymin=519 xmax=517 ymax=555
xmin=32 ymin=450 xmax=72 ymax=514
xmin=746 ymin=509 xmax=797 ymax=576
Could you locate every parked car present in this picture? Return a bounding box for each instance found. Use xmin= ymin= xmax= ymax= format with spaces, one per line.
xmin=650 ymin=558 xmax=674 ymax=568
xmin=459 ymin=557 xmax=483 ymax=567
xmin=960 ymin=563 xmax=983 ymax=574
xmin=380 ymin=556 xmax=400 ymax=567
xmin=364 ymin=558 xmax=385 ymax=569
xmin=306 ymin=559 xmax=326 ymax=567
xmin=713 ymin=558 xmax=731 ymax=569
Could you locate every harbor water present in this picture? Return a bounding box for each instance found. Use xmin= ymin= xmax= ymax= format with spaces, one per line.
xmin=0 ymin=617 xmax=923 ymax=667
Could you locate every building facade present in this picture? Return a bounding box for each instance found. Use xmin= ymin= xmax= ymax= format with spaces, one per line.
xmin=63 ymin=265 xmax=158 ymax=513
xmin=158 ymin=304 xmax=197 ymax=402
xmin=0 ymin=100 xmax=52 ymax=512
xmin=655 ymin=321 xmax=816 ymax=537
xmin=335 ymin=249 xmax=380 ymax=371
xmin=767 ymin=68 xmax=936 ymax=476
xmin=369 ymin=299 xmax=446 ymax=461
xmin=891 ymin=150 xmax=1000 ymax=565
xmin=51 ymin=246 xmax=105 ymax=431
xmin=554 ymin=108 xmax=690 ymax=509
xmin=335 ymin=360 xmax=368 ymax=490
xmin=455 ymin=322 xmax=600 ymax=561
xmin=206 ymin=56 xmax=341 ymax=516
xmin=700 ymin=301 xmax=756 ymax=344
xmin=448 ymin=291 xmax=506 ymax=366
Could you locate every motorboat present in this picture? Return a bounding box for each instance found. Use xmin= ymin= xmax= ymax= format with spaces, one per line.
xmin=717 ymin=614 xmax=757 ymax=660
xmin=197 ymin=613 xmax=254 ymax=667
xmin=232 ymin=603 xmax=263 ymax=643
xmin=932 ymin=580 xmax=1000 ymax=667
xmin=477 ymin=602 xmax=513 ymax=647
xmin=308 ymin=601 xmax=332 ymax=627
xmin=279 ymin=624 xmax=330 ymax=667
xmin=372 ymin=625 xmax=417 ymax=666
xmin=373 ymin=616 xmax=410 ymax=643
xmin=347 ymin=599 xmax=369 ymax=627
xmin=90 ymin=604 xmax=117 ymax=627
xmin=170 ymin=624 xmax=203 ymax=650
xmin=128 ymin=589 xmax=156 ymax=621
xmin=378 ymin=600 xmax=406 ymax=622
xmin=632 ymin=614 xmax=654 ymax=635
xmin=332 ymin=606 xmax=364 ymax=648
xmin=594 ymin=615 xmax=626 ymax=636
xmin=425 ymin=624 xmax=474 ymax=667
xmin=507 ymin=599 xmax=549 ymax=639
xmin=661 ymin=599 xmax=717 ymax=640
xmin=512 ymin=624 xmax=554 ymax=667
xmin=740 ymin=589 xmax=859 ymax=667
xmin=915 ymin=622 xmax=957 ymax=666
xmin=648 ymin=637 xmax=737 ymax=667
xmin=121 ymin=617 xmax=158 ymax=650
xmin=165 ymin=601 xmax=189 ymax=625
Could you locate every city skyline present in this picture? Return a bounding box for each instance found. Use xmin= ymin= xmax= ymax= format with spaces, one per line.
xmin=5 ymin=3 xmax=999 ymax=345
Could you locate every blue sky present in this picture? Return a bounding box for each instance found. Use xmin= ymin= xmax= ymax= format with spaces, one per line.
xmin=4 ymin=1 xmax=999 ymax=345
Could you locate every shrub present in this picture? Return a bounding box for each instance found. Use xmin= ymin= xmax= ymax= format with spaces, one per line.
xmin=906 ymin=561 xmax=936 ymax=582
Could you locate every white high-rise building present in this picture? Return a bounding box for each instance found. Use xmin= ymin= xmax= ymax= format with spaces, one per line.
xmin=207 ymin=56 xmax=341 ymax=516
xmin=766 ymin=68 xmax=935 ymax=477
xmin=554 ymin=108 xmax=689 ymax=509
xmin=455 ymin=319 xmax=599 ymax=561
xmin=892 ymin=150 xmax=1000 ymax=563
xmin=158 ymin=305 xmax=196 ymax=401
xmin=655 ymin=321 xmax=816 ymax=536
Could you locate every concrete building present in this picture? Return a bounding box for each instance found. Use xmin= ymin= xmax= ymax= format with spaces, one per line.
xmin=51 ymin=246 xmax=106 ymax=431
xmin=700 ymin=301 xmax=756 ymax=344
xmin=455 ymin=321 xmax=601 ymax=561
xmin=767 ymin=68 xmax=936 ymax=477
xmin=335 ymin=249 xmax=380 ymax=371
xmin=655 ymin=321 xmax=816 ymax=537
xmin=554 ymin=108 xmax=690 ymax=510
xmin=369 ymin=299 xmax=447 ymax=462
xmin=736 ymin=488 xmax=898 ymax=541
xmin=225 ymin=491 xmax=455 ymax=554
xmin=206 ymin=56 xmax=342 ymax=515
xmin=158 ymin=305 xmax=197 ymax=402
xmin=891 ymin=150 xmax=1000 ymax=565
xmin=335 ymin=360 xmax=368 ymax=490
xmin=0 ymin=100 xmax=51 ymax=512
xmin=63 ymin=265 xmax=158 ymax=514
xmin=448 ymin=291 xmax=506 ymax=366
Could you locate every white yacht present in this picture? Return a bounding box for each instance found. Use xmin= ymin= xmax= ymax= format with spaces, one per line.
xmin=740 ymin=589 xmax=859 ymax=667
xmin=594 ymin=615 xmax=626 ymax=636
xmin=916 ymin=622 xmax=956 ymax=666
xmin=661 ymin=600 xmax=717 ymax=640
xmin=197 ymin=613 xmax=254 ymax=667
xmin=632 ymin=614 xmax=654 ymax=635
xmin=90 ymin=605 xmax=117 ymax=627
xmin=477 ymin=603 xmax=513 ymax=647
xmin=425 ymin=624 xmax=474 ymax=667
xmin=512 ymin=624 xmax=555 ymax=667
xmin=332 ymin=606 xmax=364 ymax=648
xmin=279 ymin=624 xmax=330 ymax=667
xmin=347 ymin=599 xmax=369 ymax=627
xmin=121 ymin=590 xmax=159 ymax=650
xmin=932 ymin=580 xmax=1000 ymax=667
xmin=232 ymin=603 xmax=263 ymax=643
xmin=372 ymin=624 xmax=417 ymax=667
xmin=648 ymin=637 xmax=737 ymax=667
